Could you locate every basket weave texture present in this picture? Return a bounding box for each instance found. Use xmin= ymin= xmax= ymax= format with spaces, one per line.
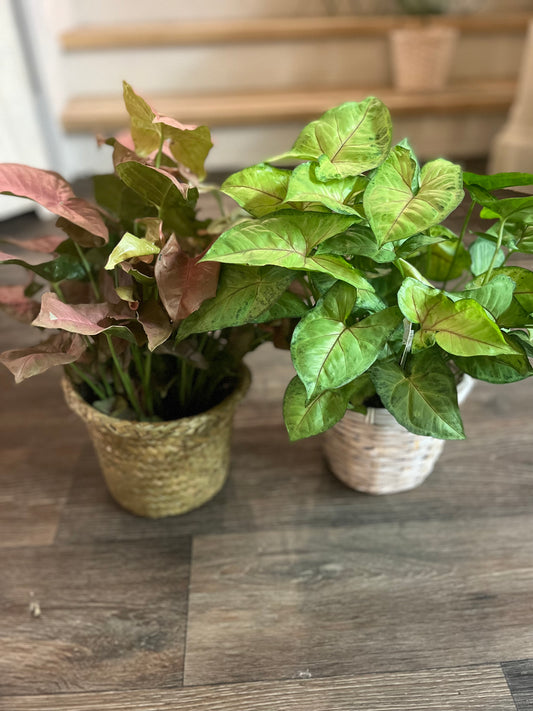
xmin=389 ymin=26 xmax=458 ymax=92
xmin=322 ymin=375 xmax=474 ymax=495
xmin=62 ymin=367 xmax=250 ymax=518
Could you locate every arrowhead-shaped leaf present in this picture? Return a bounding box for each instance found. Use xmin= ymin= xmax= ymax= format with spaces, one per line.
xmin=463 ymin=171 xmax=533 ymax=191
xmin=291 ymin=282 xmax=402 ymax=398
xmin=0 ymin=333 xmax=86 ymax=383
xmin=154 ymin=235 xmax=220 ymax=322
xmin=0 ymin=164 xmax=108 ymax=246
xmin=283 ymin=375 xmax=353 ymax=441
xmin=371 ymin=351 xmax=465 ymax=439
xmin=32 ymin=292 xmax=135 ymax=342
xmin=0 ymin=250 xmax=86 ymax=283
xmin=480 ymin=195 xmax=533 ymax=224
xmin=454 ymin=351 xmax=532 ymax=384
xmin=204 ymin=211 xmax=357 ymax=263
xmin=105 ymin=232 xmax=161 ymax=270
xmin=398 ymin=277 xmax=516 ymax=356
xmin=315 ymin=224 xmax=396 ymax=263
xmin=364 ymin=146 xmax=463 ymax=246
xmin=137 ymin=300 xmax=172 ymax=351
xmin=270 ymin=98 xmax=392 ymax=179
xmin=178 ymin=264 xmax=297 ymax=339
xmin=459 ymin=275 xmax=515 ymax=320
xmin=115 ymin=160 xmax=189 ymax=208
xmin=221 ymin=163 xmax=291 ymax=217
xmin=469 ymin=236 xmax=505 ymax=277
xmin=284 ymin=163 xmax=367 ymax=215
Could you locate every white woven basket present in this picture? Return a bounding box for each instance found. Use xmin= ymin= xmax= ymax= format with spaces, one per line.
xmin=322 ymin=375 xmax=475 ymax=495
xmin=389 ymin=26 xmax=458 ymax=92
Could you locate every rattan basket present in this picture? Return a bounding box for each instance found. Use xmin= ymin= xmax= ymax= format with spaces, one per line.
xmin=322 ymin=375 xmax=474 ymax=495
xmin=389 ymin=26 xmax=458 ymax=92
xmin=62 ymin=366 xmax=250 ymax=518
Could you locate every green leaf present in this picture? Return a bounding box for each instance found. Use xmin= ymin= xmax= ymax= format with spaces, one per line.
xmin=371 ymin=351 xmax=465 ymax=439
xmin=395 ymin=258 xmax=433 ymax=286
xmin=115 ymin=160 xmax=188 ymax=209
xmin=93 ymin=174 xmax=157 ymax=230
xmin=122 ymin=80 xmax=162 ymax=156
xmin=469 ymin=236 xmax=505 ymax=277
xmin=283 ymin=376 xmax=353 ymax=441
xmin=398 ymin=277 xmax=517 ymax=356
xmin=178 ymin=264 xmax=296 ymax=339
xmin=476 ymin=266 xmax=533 ymax=327
xmin=270 ymin=98 xmax=392 ymax=179
xmin=454 ymin=349 xmax=532 ymax=384
xmin=291 ymin=282 xmax=402 ymax=398
xmin=459 ymin=275 xmax=515 ymax=320
xmin=316 ymin=224 xmax=396 ymax=263
xmin=480 ymin=195 xmax=533 ymax=224
xmin=364 ymin=146 xmax=464 ymax=246
xmin=463 ymin=170 xmax=533 ymax=191
xmin=204 ymin=211 xmax=357 ymax=263
xmin=0 ymin=250 xmax=86 ymax=283
xmin=259 ymin=290 xmax=308 ymax=321
xmin=412 ymin=239 xmax=470 ymax=282
xmin=395 ymin=227 xmax=455 ymax=259
xmin=105 ymin=232 xmax=160 ymax=270
xmin=221 ymin=163 xmax=291 ymax=217
xmin=162 ymin=123 xmax=212 ymax=180
xmin=284 ymin=163 xmax=366 ymax=214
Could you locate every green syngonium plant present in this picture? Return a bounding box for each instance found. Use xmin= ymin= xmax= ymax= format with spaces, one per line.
xmin=0 ymin=82 xmax=267 ymax=421
xmin=179 ymin=96 xmax=533 ymax=441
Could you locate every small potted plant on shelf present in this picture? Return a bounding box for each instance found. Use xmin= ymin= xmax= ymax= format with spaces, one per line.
xmin=0 ymin=81 xmax=272 ymax=518
xmin=390 ymin=0 xmax=458 ymax=92
xmin=187 ymin=96 xmax=533 ymax=494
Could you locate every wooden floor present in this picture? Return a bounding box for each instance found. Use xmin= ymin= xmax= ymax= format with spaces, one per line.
xmin=1 ymin=210 xmax=533 ymax=709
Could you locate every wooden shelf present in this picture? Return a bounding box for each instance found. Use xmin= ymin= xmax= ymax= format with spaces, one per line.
xmin=61 ymin=80 xmax=516 ymax=133
xmin=60 ymin=13 xmax=533 ymax=51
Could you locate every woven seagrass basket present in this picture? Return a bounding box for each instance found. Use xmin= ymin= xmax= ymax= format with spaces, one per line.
xmin=322 ymin=375 xmax=474 ymax=495
xmin=389 ymin=26 xmax=458 ymax=92
xmin=62 ymin=366 xmax=250 ymax=518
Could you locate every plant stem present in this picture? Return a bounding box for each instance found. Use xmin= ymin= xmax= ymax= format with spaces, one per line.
xmin=53 ymin=283 xmax=65 ymax=301
xmin=483 ymin=219 xmax=505 ymax=286
xmin=105 ymin=334 xmax=144 ymax=419
xmin=482 ymin=218 xmax=507 ymax=285
xmin=155 ymin=132 xmax=165 ymax=169
xmin=67 ymin=363 xmax=107 ymax=400
xmin=212 ymin=189 xmax=226 ymax=217
xmin=142 ymin=349 xmax=154 ymax=417
xmin=442 ymin=200 xmax=475 ymax=290
xmin=74 ymin=242 xmax=101 ymax=300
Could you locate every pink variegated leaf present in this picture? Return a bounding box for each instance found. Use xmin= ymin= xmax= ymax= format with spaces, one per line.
xmin=1 ymin=234 xmax=65 ymax=254
xmin=32 ymin=293 xmax=109 ymax=334
xmin=32 ymin=292 xmax=133 ymax=337
xmin=137 ymin=300 xmax=172 ymax=351
xmin=155 ymin=235 xmax=220 ymax=322
xmin=0 ymin=332 xmax=86 ymax=383
xmin=0 ymin=164 xmax=108 ymax=245
xmin=0 ymin=285 xmax=40 ymax=324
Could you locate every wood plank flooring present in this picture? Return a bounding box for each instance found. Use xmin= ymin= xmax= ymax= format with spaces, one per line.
xmin=1 ymin=210 xmax=533 ymax=708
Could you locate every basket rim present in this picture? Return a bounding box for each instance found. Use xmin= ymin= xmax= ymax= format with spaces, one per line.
xmin=62 ymin=363 xmax=251 ymax=431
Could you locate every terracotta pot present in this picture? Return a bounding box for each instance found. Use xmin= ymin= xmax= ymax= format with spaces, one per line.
xmin=389 ymin=26 xmax=458 ymax=91
xmin=322 ymin=374 xmax=475 ymax=495
xmin=62 ymin=366 xmax=250 ymax=518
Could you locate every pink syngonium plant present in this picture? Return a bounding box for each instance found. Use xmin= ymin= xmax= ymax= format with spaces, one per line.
xmin=0 ymin=82 xmax=229 ymax=420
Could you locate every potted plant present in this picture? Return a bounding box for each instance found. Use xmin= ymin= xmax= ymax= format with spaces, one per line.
xmin=390 ymin=0 xmax=458 ymax=92
xmin=185 ymin=96 xmax=533 ymax=493
xmin=0 ymin=81 xmax=268 ymax=518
